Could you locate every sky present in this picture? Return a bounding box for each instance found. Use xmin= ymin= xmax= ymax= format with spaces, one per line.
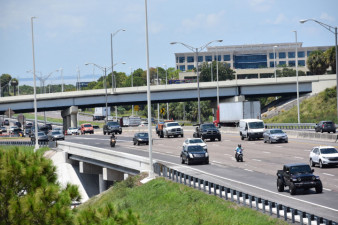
xmin=1 ymin=0 xmax=337 ymax=86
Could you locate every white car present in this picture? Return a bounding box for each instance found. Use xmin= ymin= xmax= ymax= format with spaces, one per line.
xmin=9 ymin=126 xmax=18 ymax=132
xmin=309 ymin=146 xmax=338 ymax=168
xmin=138 ymin=121 xmax=148 ymax=127
xmin=67 ymin=127 xmax=80 ymax=135
xmin=163 ymin=122 xmax=184 ymax=138
xmin=183 ymin=138 xmax=208 ymax=152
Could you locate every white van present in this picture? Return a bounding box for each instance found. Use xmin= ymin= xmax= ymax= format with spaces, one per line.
xmin=239 ymin=119 xmax=265 ymax=140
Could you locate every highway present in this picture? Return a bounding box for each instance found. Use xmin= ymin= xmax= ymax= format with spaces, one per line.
xmin=64 ymin=127 xmax=338 ymax=222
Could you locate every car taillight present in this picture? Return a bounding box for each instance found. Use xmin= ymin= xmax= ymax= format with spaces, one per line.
xmin=322 ymin=125 xmax=325 ymax=128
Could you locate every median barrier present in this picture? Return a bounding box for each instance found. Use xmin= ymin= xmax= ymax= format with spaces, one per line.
xmin=154 ymin=162 xmax=337 ymax=225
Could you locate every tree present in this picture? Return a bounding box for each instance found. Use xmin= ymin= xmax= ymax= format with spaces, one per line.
xmin=0 ymin=147 xmax=81 ymax=225
xmin=199 ymin=62 xmax=235 ymax=82
xmin=324 ymin=46 xmax=336 ymax=74
xmin=306 ymin=50 xmax=328 ymax=75
xmin=10 ymin=78 xmax=19 ymax=95
xmin=276 ymin=68 xmax=306 ymax=77
xmin=0 ymin=74 xmax=12 ymax=97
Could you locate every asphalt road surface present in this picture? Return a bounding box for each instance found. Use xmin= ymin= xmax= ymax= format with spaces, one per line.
xmin=63 ymin=127 xmax=338 ymax=222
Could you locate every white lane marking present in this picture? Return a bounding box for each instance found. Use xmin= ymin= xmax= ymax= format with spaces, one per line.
xmin=224 ymin=154 xmax=232 ymax=156
xmin=212 ymin=161 xmax=223 ymax=164
xmin=244 ymin=169 xmax=253 ymax=172
xmin=276 ymin=145 xmax=283 ymax=148
xmin=294 ymin=156 xmax=304 ymax=160
xmin=322 ymin=173 xmax=335 ymax=177
xmin=323 ymin=188 xmax=332 ymax=191
xmin=159 ymin=161 xmax=338 ymax=213
xmin=263 ymin=151 xmax=271 ymax=154
xmin=252 ymin=159 xmax=262 ymax=162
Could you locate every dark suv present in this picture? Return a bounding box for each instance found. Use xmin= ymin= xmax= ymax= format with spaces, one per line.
xmin=103 ymin=121 xmax=122 ymax=135
xmin=193 ymin=123 xmax=221 ymax=141
xmin=315 ymin=121 xmax=336 ymax=133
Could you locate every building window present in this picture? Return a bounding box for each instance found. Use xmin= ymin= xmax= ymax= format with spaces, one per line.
xmin=298 ymin=60 xmax=305 ymax=66
xmin=270 ymin=62 xmax=275 ymax=68
xmin=179 ymin=65 xmax=186 ymax=71
xmin=288 ymin=52 xmax=295 ymax=58
xmin=233 ymin=54 xmax=267 ymax=69
xmin=205 ymin=56 xmax=212 ymax=62
xmin=307 ymin=51 xmax=312 ymax=56
xmin=179 ymin=57 xmax=185 ymax=63
xmin=187 ymin=65 xmax=194 ymax=70
xmin=288 ymin=60 xmax=295 ymax=67
xmin=198 ymin=56 xmax=203 ymax=62
xmin=214 ymin=55 xmax=221 ymax=61
xmin=279 ymin=61 xmax=286 ymax=66
xmin=176 ymin=57 xmax=178 ymax=63
xmin=223 ymin=55 xmax=231 ymax=61
xmin=279 ymin=52 xmax=286 ymax=59
xmin=298 ymin=51 xmax=305 ymax=58
xmin=187 ymin=56 xmax=194 ymax=63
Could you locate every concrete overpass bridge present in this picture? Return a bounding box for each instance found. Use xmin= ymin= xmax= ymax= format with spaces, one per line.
xmin=1 ymin=75 xmax=335 ymax=129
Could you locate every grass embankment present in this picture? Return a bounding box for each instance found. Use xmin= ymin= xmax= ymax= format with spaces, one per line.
xmin=264 ymin=86 xmax=337 ymax=123
xmin=77 ymin=175 xmax=287 ymax=225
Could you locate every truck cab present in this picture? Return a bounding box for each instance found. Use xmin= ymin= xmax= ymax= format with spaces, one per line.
xmin=193 ymin=123 xmax=221 ymax=141
xmin=239 ymin=119 xmax=265 ymax=141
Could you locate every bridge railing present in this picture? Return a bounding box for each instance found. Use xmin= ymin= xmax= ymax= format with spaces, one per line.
xmin=0 ymin=141 xmax=56 ymax=148
xmin=154 ymin=163 xmax=337 ymax=225
xmin=265 ymin=123 xmax=317 ymax=130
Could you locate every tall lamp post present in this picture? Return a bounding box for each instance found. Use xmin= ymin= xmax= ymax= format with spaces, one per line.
xmin=111 ymin=29 xmax=126 ymax=93
xmin=163 ymin=64 xmax=169 ymax=120
xmin=130 ymin=67 xmax=134 ymax=116
xmin=59 ymin=68 xmax=64 ymax=92
xmin=170 ymin=40 xmax=223 ymax=124
xmin=85 ymin=62 xmax=126 ymax=122
xmin=273 ymin=45 xmax=278 ymax=81
xmin=31 ymin=16 xmax=39 ymax=152
xmin=294 ymin=31 xmax=300 ymax=124
xmin=300 ymin=19 xmax=337 ymax=122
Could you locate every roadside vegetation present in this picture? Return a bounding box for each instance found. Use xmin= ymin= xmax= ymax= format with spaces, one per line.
xmin=264 ymin=86 xmax=337 ymax=123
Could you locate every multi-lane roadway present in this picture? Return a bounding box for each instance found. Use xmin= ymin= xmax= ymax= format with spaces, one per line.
xmin=64 ymin=127 xmax=338 ymax=222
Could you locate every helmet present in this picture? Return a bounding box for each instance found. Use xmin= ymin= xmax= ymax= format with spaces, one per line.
xmin=238 ymin=144 xmax=241 ymax=148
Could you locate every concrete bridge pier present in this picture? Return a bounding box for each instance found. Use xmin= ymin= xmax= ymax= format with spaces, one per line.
xmin=61 ymin=106 xmax=78 ymax=132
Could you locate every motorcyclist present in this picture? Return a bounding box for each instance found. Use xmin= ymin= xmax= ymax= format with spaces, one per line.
xmin=235 ymin=144 xmax=243 ymax=160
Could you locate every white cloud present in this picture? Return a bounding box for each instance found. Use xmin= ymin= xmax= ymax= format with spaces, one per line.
xmin=266 ymin=13 xmax=288 ymax=25
xmin=249 ymin=0 xmax=275 ymax=12
xmin=179 ymin=10 xmax=225 ymax=33
xmin=320 ymin=12 xmax=335 ymax=22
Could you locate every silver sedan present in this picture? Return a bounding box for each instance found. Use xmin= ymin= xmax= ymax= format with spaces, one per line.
xmin=263 ymin=129 xmax=288 ymax=143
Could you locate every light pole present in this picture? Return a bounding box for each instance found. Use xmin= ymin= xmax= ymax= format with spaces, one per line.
xmin=300 ymin=19 xmax=337 ymax=122
xmin=273 ymin=45 xmax=278 ymax=81
xmin=163 ymin=64 xmax=169 ymax=120
xmin=294 ymin=31 xmax=300 ymax=124
xmin=59 ymin=68 xmax=64 ymax=92
xmin=111 ymin=28 xmax=126 ymax=93
xmin=170 ymin=40 xmax=223 ymax=124
xmin=31 ymin=16 xmax=39 ymax=152
xmin=144 ymin=0 xmax=154 ymax=179
xmin=208 ymin=61 xmax=213 ymax=82
xmin=131 ymin=67 xmax=134 ymax=116
xmin=157 ymin=67 xmax=160 ymax=123
xmin=216 ymin=48 xmax=219 ymax=108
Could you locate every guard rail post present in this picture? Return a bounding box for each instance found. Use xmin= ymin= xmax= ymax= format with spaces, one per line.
xmin=269 ymin=201 xmax=272 ymax=215
xmin=291 ymin=208 xmax=295 ymax=223
xmin=236 ymin=191 xmax=240 ymax=204
xmin=208 ymin=182 xmax=212 ymax=194
xmin=262 ymin=199 xmax=265 ymax=213
xmin=249 ymin=195 xmax=252 ymax=208
xmin=203 ymin=180 xmax=206 ymax=192
xmin=255 ymin=197 xmax=259 ymax=211
xmin=283 ymin=206 xmax=287 ymax=221
xmin=219 ymin=186 xmax=223 ymax=198
xmin=224 ymin=187 xmax=228 ymax=200
xmin=276 ymin=203 xmax=280 ymax=218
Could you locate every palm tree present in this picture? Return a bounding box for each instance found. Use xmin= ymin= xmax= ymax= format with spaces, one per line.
xmin=306 ymin=50 xmax=328 ymax=75
xmin=324 ymin=46 xmax=336 ymax=74
xmin=10 ymin=78 xmax=19 ymax=95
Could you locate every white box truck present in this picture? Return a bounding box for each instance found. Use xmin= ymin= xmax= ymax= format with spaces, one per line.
xmin=93 ymin=107 xmax=111 ymax=121
xmin=213 ymin=101 xmax=261 ymax=127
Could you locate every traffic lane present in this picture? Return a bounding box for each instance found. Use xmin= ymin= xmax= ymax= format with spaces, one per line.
xmin=66 ymin=131 xmax=338 ymax=192
xmin=65 ymin=134 xmax=338 ymax=221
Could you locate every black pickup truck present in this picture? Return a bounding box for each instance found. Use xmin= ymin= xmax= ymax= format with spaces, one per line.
xmin=193 ymin=123 xmax=221 ymax=141
xmin=103 ymin=121 xmax=122 ymax=135
xmin=277 ymin=163 xmax=322 ymax=195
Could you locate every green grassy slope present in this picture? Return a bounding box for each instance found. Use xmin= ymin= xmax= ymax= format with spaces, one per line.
xmin=264 ymin=86 xmax=337 ymax=123
xmin=76 ymin=176 xmax=287 ymax=225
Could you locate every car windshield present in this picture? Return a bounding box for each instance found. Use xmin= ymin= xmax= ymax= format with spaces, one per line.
xmin=323 ymin=122 xmax=333 ymax=125
xmin=137 ymin=133 xmax=148 ymax=138
xmin=38 ymin=132 xmax=45 ymax=136
xmin=290 ymin=165 xmax=312 ymax=174
xmin=84 ymin=124 xmax=92 ymax=127
xmin=270 ymin=129 xmax=284 ymax=134
xmin=52 ymin=131 xmax=61 ymax=135
xmin=189 ymin=139 xmax=203 ymax=144
xmin=187 ymin=146 xmax=204 ymax=152
xmin=108 ymin=122 xmax=118 ymax=126
xmin=69 ymin=127 xmax=76 ymax=130
xmin=167 ymin=122 xmax=179 ymax=127
xmin=248 ymin=122 xmax=264 ymax=129
xmin=320 ymin=148 xmax=338 ymax=154
xmin=201 ymin=124 xmax=215 ymax=129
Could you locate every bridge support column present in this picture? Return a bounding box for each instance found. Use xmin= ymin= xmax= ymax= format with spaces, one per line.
xmin=79 ymin=162 xmax=102 ymax=174
xmin=103 ymin=168 xmax=125 ymax=181
xmin=99 ymin=174 xmax=107 ymax=193
xmin=61 ymin=106 xmax=78 ymax=132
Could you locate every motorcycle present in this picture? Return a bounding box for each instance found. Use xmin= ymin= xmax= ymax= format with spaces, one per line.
xmin=110 ymin=136 xmax=117 ymax=147
xmin=235 ymin=149 xmax=244 ymax=162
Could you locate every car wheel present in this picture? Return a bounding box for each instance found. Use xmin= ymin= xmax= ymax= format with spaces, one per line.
xmin=146 ymin=142 xmax=149 ymax=145
xmin=334 ymin=130 xmax=336 ymax=133
xmin=263 ymin=138 xmax=266 ymax=143
xmin=181 ymin=134 xmax=184 ymax=138
xmin=315 ymin=181 xmax=323 ymax=193
xmin=321 ymin=129 xmax=323 ymax=133
xmin=119 ymin=131 xmax=122 ymax=134
xmin=310 ymin=158 xmax=315 ymax=167
xmin=187 ymin=158 xmax=191 ymax=165
xmin=137 ymin=141 xmax=140 ymax=146
xmin=218 ymin=136 xmax=221 ymax=141
xmin=277 ymin=179 xmax=284 ymax=192
xmin=241 ymin=135 xmax=244 ymax=140
xmin=328 ymin=131 xmax=331 ymax=134
xmin=103 ymin=131 xmax=106 ymax=135
xmin=181 ymin=156 xmax=185 ymax=164
xmin=211 ymin=138 xmax=215 ymax=142
xmin=205 ymin=160 xmax=209 ymax=164
xmin=269 ymin=138 xmax=272 ymax=144
xmin=319 ymin=160 xmax=324 ymax=168
xmin=201 ymin=136 xmax=205 ymax=141
xmin=289 ymin=183 xmax=297 ymax=195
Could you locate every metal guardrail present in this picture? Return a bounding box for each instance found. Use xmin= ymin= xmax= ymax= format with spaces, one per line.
xmin=266 ymin=123 xmax=317 ymax=130
xmin=154 ymin=163 xmax=337 ymax=225
xmin=0 ymin=141 xmax=56 ymax=148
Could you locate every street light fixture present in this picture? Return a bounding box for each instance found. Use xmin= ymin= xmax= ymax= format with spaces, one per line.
xmin=293 ymin=31 xmax=300 ymax=124
xmin=170 ymin=40 xmax=223 ymax=124
xmin=300 ymin=18 xmax=338 ymax=122
xmin=111 ymin=29 xmax=126 ymax=93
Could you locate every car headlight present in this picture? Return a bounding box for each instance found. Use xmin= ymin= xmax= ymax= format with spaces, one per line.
xmin=315 ymin=176 xmax=320 ymax=180
xmin=189 ymin=153 xmax=194 ymax=158
xmin=205 ymin=152 xmax=209 ymax=157
xmin=291 ymin=177 xmax=298 ymax=182
xmin=203 ymin=146 xmax=207 ymax=150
